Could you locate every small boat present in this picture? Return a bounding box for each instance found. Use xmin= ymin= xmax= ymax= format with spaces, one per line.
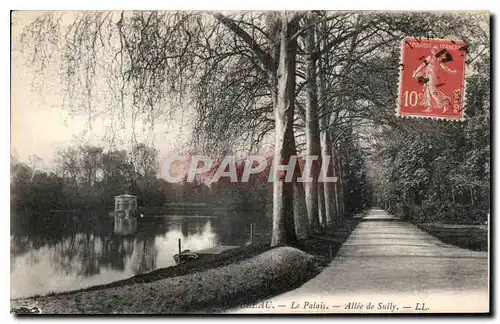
xmin=173 ymin=249 xmax=199 ymax=264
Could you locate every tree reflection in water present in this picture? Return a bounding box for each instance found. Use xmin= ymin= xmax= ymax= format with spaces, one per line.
xmin=10 ymin=211 xmax=264 ymax=298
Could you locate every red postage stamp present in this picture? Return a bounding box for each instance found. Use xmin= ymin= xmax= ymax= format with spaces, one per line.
xmin=396 ymin=37 xmax=467 ymax=121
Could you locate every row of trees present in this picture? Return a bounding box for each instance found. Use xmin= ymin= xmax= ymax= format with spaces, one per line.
xmin=11 ymin=144 xmax=276 ymax=215
xmin=17 ymin=11 xmax=488 ymax=246
xmin=11 ymin=144 xmax=161 ymax=212
xmin=182 ymin=11 xmax=486 ymax=243
xmin=11 ymin=143 xmax=369 ymax=214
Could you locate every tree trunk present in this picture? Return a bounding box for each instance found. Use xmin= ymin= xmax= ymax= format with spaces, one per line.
xmin=303 ymin=14 xmax=322 ymax=232
xmin=332 ymin=148 xmax=344 ymax=220
xmin=318 ymin=52 xmax=335 ymax=227
xmin=291 ymin=138 xmax=309 ymax=241
xmin=268 ymin=14 xmax=307 ymax=241
xmin=267 ymin=13 xmax=305 ymax=243
xmin=271 ymin=13 xmax=298 ymax=247
xmin=320 ymin=130 xmax=335 ymax=226
xmin=337 ymin=154 xmax=346 ymax=217
xmin=318 ymin=180 xmax=326 ymax=226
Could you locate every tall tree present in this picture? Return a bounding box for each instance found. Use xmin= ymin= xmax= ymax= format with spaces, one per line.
xmin=302 ymin=13 xmax=323 ymax=230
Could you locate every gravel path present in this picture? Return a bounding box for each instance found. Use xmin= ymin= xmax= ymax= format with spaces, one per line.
xmin=231 ymin=208 xmax=489 ymax=314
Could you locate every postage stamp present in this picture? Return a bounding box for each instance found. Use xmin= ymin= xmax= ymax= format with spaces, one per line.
xmin=396 ymin=37 xmax=468 ymax=121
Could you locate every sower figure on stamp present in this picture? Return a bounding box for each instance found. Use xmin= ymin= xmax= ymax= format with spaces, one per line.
xmin=412 ymin=46 xmax=457 ymax=113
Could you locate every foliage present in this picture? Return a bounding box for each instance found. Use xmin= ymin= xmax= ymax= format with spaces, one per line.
xmin=368 ymin=56 xmax=490 ymax=225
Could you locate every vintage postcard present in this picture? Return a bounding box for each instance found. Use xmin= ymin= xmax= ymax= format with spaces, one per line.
xmin=10 ymin=10 xmax=490 ymax=315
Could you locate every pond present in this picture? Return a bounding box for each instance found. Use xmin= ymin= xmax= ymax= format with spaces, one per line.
xmin=10 ymin=211 xmax=271 ymax=299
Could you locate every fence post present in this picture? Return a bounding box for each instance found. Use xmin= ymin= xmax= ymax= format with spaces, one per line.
xmin=178 ymin=238 xmax=182 ymax=264
xmin=250 ymin=223 xmax=253 ymax=245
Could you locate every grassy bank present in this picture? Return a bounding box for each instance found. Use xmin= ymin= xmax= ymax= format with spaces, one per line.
xmin=11 ymin=247 xmax=323 ymax=314
xmin=11 ymin=215 xmax=363 ymax=314
xmin=417 ymin=223 xmax=488 ymax=252
xmin=43 ymin=243 xmax=272 ymax=297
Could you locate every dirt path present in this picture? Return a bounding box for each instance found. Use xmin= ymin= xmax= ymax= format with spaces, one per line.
xmin=231 ymin=208 xmax=489 ymax=314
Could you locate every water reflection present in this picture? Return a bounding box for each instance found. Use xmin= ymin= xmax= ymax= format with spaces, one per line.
xmin=114 ymin=217 xmax=138 ymax=236
xmin=11 ymin=212 xmax=270 ymax=299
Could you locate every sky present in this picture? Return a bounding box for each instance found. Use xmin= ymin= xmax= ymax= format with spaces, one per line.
xmin=11 ymin=12 xmax=191 ymax=171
